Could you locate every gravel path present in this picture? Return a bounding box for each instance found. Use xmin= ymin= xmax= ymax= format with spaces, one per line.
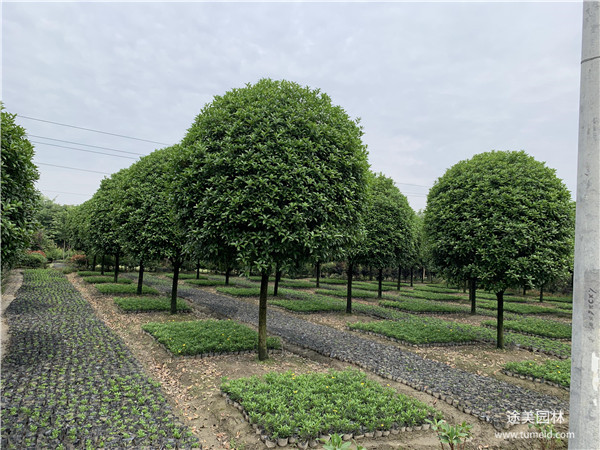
xmin=1 ymin=269 xmax=199 ymax=449
xmin=153 ymin=278 xmax=568 ymax=430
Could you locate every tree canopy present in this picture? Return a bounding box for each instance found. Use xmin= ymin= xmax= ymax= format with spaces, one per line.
xmin=424 ymin=150 xmax=574 ymax=347
xmin=179 ymin=78 xmax=370 ymax=359
xmin=1 ymin=106 xmax=40 ymax=271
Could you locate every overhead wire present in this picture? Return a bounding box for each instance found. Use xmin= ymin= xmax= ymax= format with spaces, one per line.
xmin=35 ymin=162 xmax=111 ymax=175
xmin=18 ymin=114 xmax=169 ymax=145
xmin=28 ymin=134 xmax=146 ymax=156
xmin=31 ymin=141 xmax=138 ymax=160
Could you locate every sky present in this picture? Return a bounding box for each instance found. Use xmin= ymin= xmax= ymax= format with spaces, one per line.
xmin=2 ymin=1 xmax=583 ymax=212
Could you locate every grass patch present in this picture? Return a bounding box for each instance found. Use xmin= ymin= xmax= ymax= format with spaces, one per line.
xmin=278 ymin=279 xmax=315 ymax=289
xmin=413 ymin=285 xmax=461 ymax=294
xmin=94 ymin=283 xmax=159 ymax=295
xmin=481 ymin=317 xmax=571 ymax=339
xmin=186 ymin=279 xmax=227 ymax=286
xmin=82 ymin=276 xmax=133 ymax=284
xmin=477 ymin=299 xmax=568 ymax=316
xmin=379 ymin=299 xmax=470 ymax=314
xmin=216 ymin=287 xmax=276 ymax=297
xmin=349 ymin=319 xmax=478 ymax=344
xmin=142 ymin=319 xmax=280 ymax=355
xmin=114 ymin=296 xmax=191 ymax=312
xmin=310 ymin=278 xmax=348 ymax=285
xmin=221 ymin=370 xmax=441 ymax=440
xmin=504 ymin=359 xmax=570 ymax=387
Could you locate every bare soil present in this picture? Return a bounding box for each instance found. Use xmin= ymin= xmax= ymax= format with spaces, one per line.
xmin=68 ymin=274 xmax=569 ymax=449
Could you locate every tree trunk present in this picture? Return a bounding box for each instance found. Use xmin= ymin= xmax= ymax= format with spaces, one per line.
xmin=421 ymin=267 xmax=425 ymax=283
xmin=258 ymin=271 xmax=269 ymax=361
xmin=225 ymin=267 xmax=231 ymax=285
xmin=378 ymin=268 xmax=383 ymax=299
xmin=196 ymin=260 xmax=200 ymax=279
xmin=92 ymin=254 xmax=97 ymax=272
xmin=397 ymin=266 xmax=402 ymax=290
xmin=469 ymin=278 xmax=477 ymax=315
xmin=369 ymin=266 xmax=373 ymax=281
xmin=170 ymin=260 xmax=181 ymax=314
xmin=539 ymin=284 xmax=544 ymax=302
xmin=346 ymin=262 xmax=353 ymax=314
xmin=410 ymin=268 xmax=414 ymax=287
xmin=113 ymin=251 xmax=120 ymax=283
xmin=101 ymin=254 xmax=105 ymax=275
xmin=496 ymin=291 xmax=505 ymax=349
xmin=137 ymin=260 xmax=145 ymax=295
xmin=463 ymin=279 xmax=467 ymax=293
xmin=274 ymin=268 xmax=282 ymax=296
xmin=315 ymin=261 xmax=321 ymax=288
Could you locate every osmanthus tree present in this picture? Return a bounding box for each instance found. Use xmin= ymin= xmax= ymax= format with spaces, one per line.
xmin=88 ymin=168 xmax=130 ymax=282
xmin=119 ymin=146 xmax=188 ymax=309
xmin=424 ymin=150 xmax=574 ymax=348
xmin=1 ymin=106 xmax=40 ymax=271
xmin=65 ymin=200 xmax=94 ymax=266
xmin=178 ymin=78 xmax=369 ymax=360
xmin=359 ymin=173 xmax=417 ymax=299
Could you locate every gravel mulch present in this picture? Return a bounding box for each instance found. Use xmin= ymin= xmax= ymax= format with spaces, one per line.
xmin=1 ymin=269 xmax=200 ymax=449
xmin=145 ymin=278 xmax=568 ymax=431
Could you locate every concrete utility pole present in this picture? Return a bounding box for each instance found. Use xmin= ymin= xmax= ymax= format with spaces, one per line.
xmin=569 ymin=2 xmax=600 ymax=448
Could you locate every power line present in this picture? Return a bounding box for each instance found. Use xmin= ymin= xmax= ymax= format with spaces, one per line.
xmin=28 ymin=134 xmax=145 ymax=156
xmin=31 ymin=141 xmax=138 ymax=160
xmin=36 ymin=162 xmax=111 ymax=175
xmin=18 ymin=115 xmax=169 ymax=145
xmin=396 ymin=182 xmax=432 ymax=189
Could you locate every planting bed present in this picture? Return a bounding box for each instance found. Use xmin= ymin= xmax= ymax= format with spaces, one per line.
xmin=221 ymin=369 xmax=441 ymax=445
xmin=82 ymin=276 xmax=133 ymax=284
xmin=481 ymin=317 xmax=572 ymax=340
xmin=503 ymin=359 xmax=571 ymax=389
xmin=349 ymin=319 xmax=479 ymax=345
xmin=186 ymin=279 xmax=226 ymax=287
xmin=379 ymin=299 xmax=470 ymax=314
xmin=142 ymin=319 xmax=281 ymax=356
xmin=141 ymin=278 xmax=568 ymax=430
xmin=1 ymin=269 xmax=198 ymax=449
xmin=94 ymin=283 xmax=160 ymax=296
xmin=114 ymin=296 xmax=191 ymax=313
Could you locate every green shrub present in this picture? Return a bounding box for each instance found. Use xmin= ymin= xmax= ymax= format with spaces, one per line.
xmin=349 ymin=319 xmax=478 ymax=344
xmin=142 ymin=319 xmax=280 ymax=355
xmin=221 ymin=370 xmax=441 ymax=440
xmin=504 ymin=359 xmax=570 ymax=387
xmin=481 ymin=317 xmax=571 ymax=339
xmin=114 ymin=296 xmax=190 ymax=312
xmin=186 ymin=279 xmax=226 ymax=286
xmin=82 ymin=276 xmax=133 ymax=284
xmin=379 ymin=299 xmax=469 ymax=314
xmin=94 ymin=284 xmax=159 ymax=295
xmin=18 ymin=251 xmax=48 ymax=268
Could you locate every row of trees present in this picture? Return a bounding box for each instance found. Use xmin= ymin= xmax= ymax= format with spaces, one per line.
xmin=65 ymin=79 xmax=424 ymax=360
xmin=64 ymin=80 xmax=574 ymax=355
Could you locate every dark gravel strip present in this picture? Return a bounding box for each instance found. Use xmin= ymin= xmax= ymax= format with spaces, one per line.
xmin=1 ymin=269 xmax=200 ymax=449
xmin=144 ymin=275 xmax=567 ymax=430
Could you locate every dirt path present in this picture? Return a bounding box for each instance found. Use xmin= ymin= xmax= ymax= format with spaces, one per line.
xmin=1 ymin=269 xmax=23 ymax=361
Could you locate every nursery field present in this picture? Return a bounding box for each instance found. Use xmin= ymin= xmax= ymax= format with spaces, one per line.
xmin=1 ymin=268 xmax=572 ymax=449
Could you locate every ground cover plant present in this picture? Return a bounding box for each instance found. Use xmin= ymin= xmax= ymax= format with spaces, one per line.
xmin=94 ymin=283 xmax=159 ymax=296
xmin=384 ymin=290 xmax=461 ymax=302
xmin=114 ymin=296 xmax=191 ymax=313
xmin=481 ymin=317 xmax=571 ymax=340
xmin=316 ymin=288 xmax=380 ymax=299
xmin=476 ymin=292 xmax=534 ymax=304
xmin=379 ymin=299 xmax=470 ymax=314
xmin=270 ymin=297 xmax=346 ymax=313
xmin=142 ymin=319 xmax=281 ymax=356
xmin=504 ymin=359 xmax=571 ymax=388
xmin=82 ymin=276 xmax=133 ymax=284
xmin=476 ymin=299 xmax=568 ymax=316
xmin=278 ymin=279 xmax=316 ymax=289
xmin=309 ymin=278 xmax=348 ymax=285
xmin=221 ymin=369 xmax=441 ymax=441
xmin=413 ymin=285 xmax=462 ymax=294
xmin=165 ymin=272 xmax=205 ymax=280
xmin=216 ymin=286 xmax=275 ymax=297
xmin=1 ymin=269 xmax=198 ymax=448
xmin=349 ymin=319 xmax=479 ymax=345
xmin=185 ymin=279 xmax=226 ymax=286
